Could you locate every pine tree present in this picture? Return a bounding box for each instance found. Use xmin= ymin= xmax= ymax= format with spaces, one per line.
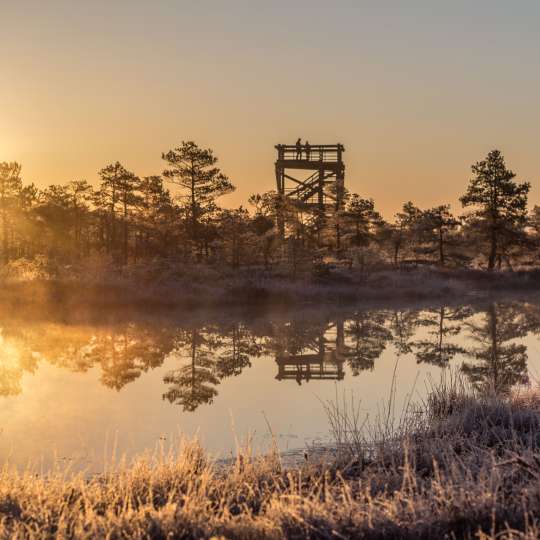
xmin=0 ymin=162 xmax=22 ymax=263
xmin=460 ymin=150 xmax=530 ymax=271
xmin=344 ymin=195 xmax=382 ymax=247
xmin=137 ymin=176 xmax=178 ymax=258
xmin=66 ymin=180 xmax=93 ymax=257
xmin=248 ymin=193 xmax=277 ymax=269
xmin=98 ymin=162 xmax=138 ymax=264
xmin=218 ymin=207 xmax=251 ymax=268
xmin=162 ymin=141 xmax=234 ymax=254
xmin=384 ymin=202 xmax=422 ymax=267
xmin=418 ymin=205 xmax=459 ymax=266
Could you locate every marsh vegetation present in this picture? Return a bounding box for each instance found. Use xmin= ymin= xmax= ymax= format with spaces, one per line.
xmin=2 ymin=379 xmax=540 ymax=538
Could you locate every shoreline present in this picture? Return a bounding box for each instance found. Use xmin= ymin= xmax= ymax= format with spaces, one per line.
xmin=2 ymin=267 xmax=540 ymax=313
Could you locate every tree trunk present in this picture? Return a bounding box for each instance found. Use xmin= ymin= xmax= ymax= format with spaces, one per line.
xmin=111 ymin=184 xmax=116 ymax=258
xmin=191 ymin=330 xmax=196 ymax=403
xmin=439 ymin=228 xmax=445 ymax=266
xmin=488 ymin=223 xmax=497 ymax=271
xmin=437 ymin=307 xmax=444 ymax=362
xmin=393 ymin=239 xmax=401 ymax=268
xmin=190 ymin=161 xmax=197 ymax=249
xmin=1 ymin=183 xmax=7 ymax=265
xmin=123 ymin=195 xmax=128 ymax=266
xmin=488 ymin=303 xmax=499 ymax=393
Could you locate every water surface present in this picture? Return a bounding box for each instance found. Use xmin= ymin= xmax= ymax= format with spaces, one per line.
xmin=2 ymin=300 xmax=540 ymax=471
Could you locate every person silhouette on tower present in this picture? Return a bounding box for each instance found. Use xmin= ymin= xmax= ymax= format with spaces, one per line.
xmin=295 ymin=138 xmax=302 ymax=159
xmin=305 ymin=140 xmax=311 ymax=161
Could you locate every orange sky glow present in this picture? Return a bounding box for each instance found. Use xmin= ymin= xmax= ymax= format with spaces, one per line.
xmin=2 ymin=1 xmax=539 ymax=219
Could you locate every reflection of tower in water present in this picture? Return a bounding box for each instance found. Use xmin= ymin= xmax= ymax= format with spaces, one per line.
xmin=275 ymin=320 xmax=346 ymax=384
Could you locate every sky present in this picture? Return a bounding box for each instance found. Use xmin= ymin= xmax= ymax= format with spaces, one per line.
xmin=2 ymin=0 xmax=540 ymax=218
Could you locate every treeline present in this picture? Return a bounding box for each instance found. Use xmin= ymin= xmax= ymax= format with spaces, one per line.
xmin=0 ymin=144 xmax=538 ymax=275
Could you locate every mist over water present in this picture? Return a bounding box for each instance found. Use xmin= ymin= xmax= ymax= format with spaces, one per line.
xmin=1 ymin=297 xmax=539 ymax=472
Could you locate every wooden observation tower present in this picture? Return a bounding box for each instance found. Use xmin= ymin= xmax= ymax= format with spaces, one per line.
xmin=275 ymin=143 xmax=345 ymax=240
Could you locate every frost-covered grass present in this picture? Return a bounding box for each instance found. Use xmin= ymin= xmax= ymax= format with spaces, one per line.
xmin=4 ymin=258 xmax=540 ymax=311
xmin=3 ymin=382 xmax=540 ymax=538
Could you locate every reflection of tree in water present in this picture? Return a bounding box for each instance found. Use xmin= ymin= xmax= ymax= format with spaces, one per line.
xmin=0 ymin=316 xmax=260 ymax=411
xmin=90 ymin=324 xmax=176 ymax=390
xmin=214 ymin=322 xmax=262 ymax=378
xmin=0 ymin=322 xmax=92 ymax=397
xmin=390 ymin=310 xmax=420 ymax=356
xmin=0 ymin=321 xmax=177 ymax=394
xmin=412 ymin=306 xmax=470 ymax=367
xmin=24 ymin=324 xmax=95 ymax=372
xmin=162 ymin=328 xmax=222 ymax=412
xmin=462 ymin=303 xmax=530 ymax=394
xmin=0 ymin=329 xmax=38 ymax=396
xmin=2 ymin=301 xmax=538 ymax=406
xmin=514 ymin=303 xmax=540 ymax=335
xmin=343 ymin=311 xmax=392 ymax=373
xmin=163 ymin=322 xmax=262 ymax=411
xmin=23 ymin=322 xmax=176 ymax=391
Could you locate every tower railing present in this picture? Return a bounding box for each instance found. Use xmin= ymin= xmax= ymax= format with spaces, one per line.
xmin=275 ymin=144 xmax=344 ymax=163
